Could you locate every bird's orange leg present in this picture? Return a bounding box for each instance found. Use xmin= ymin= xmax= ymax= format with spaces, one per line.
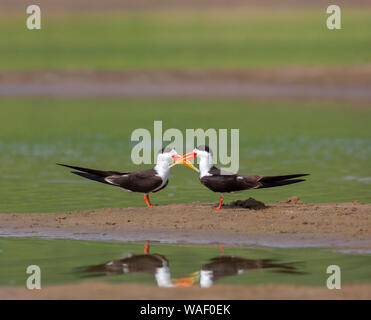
xmin=144 ymin=240 xmax=150 ymax=253
xmin=220 ymin=246 xmax=224 ymax=255
xmin=215 ymin=194 xmax=223 ymax=210
xmin=144 ymin=194 xmax=152 ymax=207
xmin=147 ymin=194 xmax=157 ymax=206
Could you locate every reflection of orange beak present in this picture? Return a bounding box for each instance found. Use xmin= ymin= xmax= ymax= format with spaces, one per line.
xmin=170 ymin=153 xmax=199 ymax=172
xmin=174 ymin=277 xmax=194 ymax=287
xmin=174 ymin=272 xmax=199 ymax=287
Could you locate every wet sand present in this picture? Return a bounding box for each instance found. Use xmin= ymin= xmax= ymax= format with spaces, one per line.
xmin=1 ymin=199 xmax=370 ymax=248
xmin=1 ymin=282 xmax=370 ymax=300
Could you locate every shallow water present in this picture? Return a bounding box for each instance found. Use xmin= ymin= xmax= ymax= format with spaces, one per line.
xmin=0 ymin=238 xmax=370 ymax=288
xmin=0 ymin=98 xmax=370 ymax=213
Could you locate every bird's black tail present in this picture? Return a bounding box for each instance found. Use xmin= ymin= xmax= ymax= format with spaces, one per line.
xmin=56 ymin=163 xmax=125 ymax=185
xmin=258 ymin=174 xmax=309 ymax=189
xmin=70 ymin=171 xmax=110 ymax=185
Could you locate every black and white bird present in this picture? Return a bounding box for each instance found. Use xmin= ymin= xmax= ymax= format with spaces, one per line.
xmin=76 ymin=241 xmax=174 ymax=287
xmin=176 ymin=145 xmax=309 ymax=209
xmin=57 ymin=146 xmax=198 ymax=207
xmin=200 ymin=255 xmax=302 ymax=288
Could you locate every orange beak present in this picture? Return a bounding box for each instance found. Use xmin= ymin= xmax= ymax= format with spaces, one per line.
xmin=174 ymin=277 xmax=195 ymax=287
xmin=174 ymin=272 xmax=199 ymax=287
xmin=170 ymin=152 xmax=199 ymax=172
xmin=181 ymin=151 xmax=197 ymax=161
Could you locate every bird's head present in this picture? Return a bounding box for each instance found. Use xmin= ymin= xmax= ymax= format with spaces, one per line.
xmin=193 ymin=145 xmax=213 ymax=161
xmin=157 ymin=146 xmax=179 ymax=164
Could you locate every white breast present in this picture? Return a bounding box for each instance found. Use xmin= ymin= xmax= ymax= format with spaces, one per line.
xmin=153 ymin=162 xmax=169 ymax=191
xmin=199 ymin=157 xmax=213 ymax=178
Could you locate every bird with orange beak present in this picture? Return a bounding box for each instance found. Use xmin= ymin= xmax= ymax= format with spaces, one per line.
xmin=171 ymin=145 xmax=308 ymax=210
xmin=58 ymin=146 xmax=198 ymax=207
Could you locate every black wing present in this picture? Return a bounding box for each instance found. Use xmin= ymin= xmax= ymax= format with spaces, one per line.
xmin=201 ymin=166 xmax=308 ymax=193
xmin=152 ymin=178 xmax=168 ymax=193
xmin=105 ymin=169 xmax=164 ymax=193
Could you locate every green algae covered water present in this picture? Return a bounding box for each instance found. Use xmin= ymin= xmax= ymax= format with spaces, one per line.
xmin=0 ymin=98 xmax=370 ymax=213
xmin=0 ymin=238 xmax=370 ymax=288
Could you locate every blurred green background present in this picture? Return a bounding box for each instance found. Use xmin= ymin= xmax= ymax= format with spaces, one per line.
xmin=1 ymin=10 xmax=371 ymax=69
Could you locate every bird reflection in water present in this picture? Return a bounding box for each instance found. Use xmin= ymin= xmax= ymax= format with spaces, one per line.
xmin=199 ymin=246 xmax=305 ymax=288
xmin=76 ymin=242 xmax=304 ymax=288
xmin=76 ymin=240 xmax=174 ymax=287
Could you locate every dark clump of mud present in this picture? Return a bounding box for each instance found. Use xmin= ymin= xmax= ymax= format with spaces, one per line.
xmin=224 ymin=197 xmax=267 ymax=210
